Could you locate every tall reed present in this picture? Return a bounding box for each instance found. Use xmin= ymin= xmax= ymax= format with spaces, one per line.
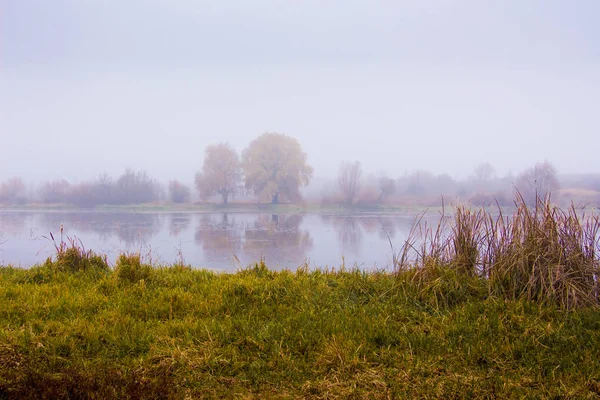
xmin=395 ymin=194 xmax=600 ymax=309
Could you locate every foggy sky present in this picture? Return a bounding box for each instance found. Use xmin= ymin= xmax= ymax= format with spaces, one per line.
xmin=2 ymin=0 xmax=599 ymax=185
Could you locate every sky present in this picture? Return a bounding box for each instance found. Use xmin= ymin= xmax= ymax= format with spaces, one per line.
xmin=1 ymin=0 xmax=599 ymax=185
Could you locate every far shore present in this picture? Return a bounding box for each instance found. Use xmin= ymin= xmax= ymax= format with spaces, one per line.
xmin=0 ymin=201 xmax=517 ymax=215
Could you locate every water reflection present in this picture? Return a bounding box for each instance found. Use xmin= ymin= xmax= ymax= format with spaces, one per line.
xmin=322 ymin=215 xmax=363 ymax=255
xmin=0 ymin=212 xmax=27 ymax=233
xmin=169 ymin=214 xmax=192 ymax=236
xmin=378 ymin=217 xmax=397 ymax=240
xmin=37 ymin=212 xmax=163 ymax=247
xmin=320 ymin=215 xmax=400 ymax=255
xmin=0 ymin=210 xmax=432 ymax=269
xmin=194 ymin=213 xmax=313 ymax=268
xmin=243 ymin=214 xmax=313 ymax=267
xmin=194 ymin=214 xmax=245 ymax=264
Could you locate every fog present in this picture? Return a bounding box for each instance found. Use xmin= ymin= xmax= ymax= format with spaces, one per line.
xmin=2 ymin=0 xmax=599 ymax=185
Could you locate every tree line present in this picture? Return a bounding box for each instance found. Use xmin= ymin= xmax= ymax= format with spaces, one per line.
xmin=0 ymin=132 xmax=591 ymax=208
xmin=0 ymin=133 xmax=313 ymax=207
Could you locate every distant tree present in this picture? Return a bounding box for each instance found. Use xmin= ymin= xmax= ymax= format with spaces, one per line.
xmin=168 ymin=180 xmax=191 ymax=203
xmin=338 ymin=161 xmax=362 ymax=205
xmin=65 ymin=174 xmax=118 ymax=207
xmin=473 ymin=162 xmax=496 ymax=181
xmin=515 ymin=161 xmax=559 ymax=205
xmin=114 ymin=169 xmax=160 ymax=204
xmin=378 ymin=176 xmax=396 ymax=202
xmin=402 ymin=170 xmax=433 ymax=196
xmin=435 ymin=174 xmax=458 ymax=195
xmin=0 ymin=177 xmax=27 ymax=204
xmin=195 ymin=143 xmax=242 ymax=204
xmin=67 ymin=182 xmax=98 ymax=207
xmin=92 ymin=173 xmax=115 ymax=205
xmin=242 ymin=133 xmax=313 ymax=204
xmin=39 ymin=179 xmax=71 ymax=203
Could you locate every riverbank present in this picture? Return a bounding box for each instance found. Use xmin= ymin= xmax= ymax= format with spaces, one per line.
xmin=1 ymin=258 xmax=600 ymax=398
xmin=0 ymin=201 xmax=435 ymax=214
xmin=2 ymin=198 xmax=599 ymax=398
xmin=0 ymin=201 xmax=519 ymax=219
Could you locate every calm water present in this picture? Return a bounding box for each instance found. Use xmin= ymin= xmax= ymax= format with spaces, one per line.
xmin=0 ymin=211 xmax=437 ymax=270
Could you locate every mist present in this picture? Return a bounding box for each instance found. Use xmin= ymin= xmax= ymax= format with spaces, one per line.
xmin=2 ymin=0 xmax=599 ymax=185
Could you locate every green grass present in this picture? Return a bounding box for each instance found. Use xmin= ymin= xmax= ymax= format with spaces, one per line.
xmin=1 ymin=260 xmax=600 ymax=399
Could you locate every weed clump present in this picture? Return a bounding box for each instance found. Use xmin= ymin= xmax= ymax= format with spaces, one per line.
xmin=114 ymin=252 xmax=153 ymax=284
xmin=237 ymin=259 xmax=274 ymax=279
xmin=43 ymin=234 xmax=108 ymax=273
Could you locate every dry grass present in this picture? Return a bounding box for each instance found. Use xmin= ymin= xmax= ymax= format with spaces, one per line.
xmin=395 ymin=193 xmax=600 ymax=310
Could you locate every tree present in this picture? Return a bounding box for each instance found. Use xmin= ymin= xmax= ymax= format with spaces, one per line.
xmin=0 ymin=178 xmax=27 ymax=204
xmin=242 ymin=133 xmax=313 ymax=204
xmin=401 ymin=170 xmax=434 ymax=196
xmin=91 ymin=173 xmax=115 ymax=205
xmin=338 ymin=161 xmax=362 ymax=205
xmin=195 ymin=143 xmax=242 ymax=204
xmin=515 ymin=161 xmax=559 ymax=205
xmin=39 ymin=179 xmax=71 ymax=203
xmin=473 ymin=162 xmax=496 ymax=181
xmin=114 ymin=169 xmax=160 ymax=204
xmin=378 ymin=176 xmax=396 ymax=202
xmin=168 ymin=180 xmax=191 ymax=203
xmin=0 ymin=177 xmax=27 ymax=204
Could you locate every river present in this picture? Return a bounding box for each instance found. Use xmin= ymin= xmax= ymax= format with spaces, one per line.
xmin=0 ymin=210 xmax=438 ymax=270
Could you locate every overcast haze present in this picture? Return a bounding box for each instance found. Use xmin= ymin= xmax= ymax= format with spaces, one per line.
xmin=2 ymin=0 xmax=599 ymax=184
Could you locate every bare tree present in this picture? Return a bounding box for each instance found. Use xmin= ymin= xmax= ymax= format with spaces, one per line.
xmin=39 ymin=179 xmax=71 ymax=204
xmin=515 ymin=161 xmax=559 ymax=205
xmin=114 ymin=169 xmax=160 ymax=204
xmin=338 ymin=161 xmax=362 ymax=205
xmin=473 ymin=162 xmax=496 ymax=181
xmin=0 ymin=177 xmax=27 ymax=204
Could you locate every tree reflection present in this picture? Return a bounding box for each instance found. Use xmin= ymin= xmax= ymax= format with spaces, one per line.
xmin=194 ymin=213 xmax=313 ymax=268
xmin=322 ymin=215 xmax=399 ymax=256
xmin=168 ymin=214 xmax=191 ymax=237
xmin=194 ymin=213 xmax=245 ymax=265
xmin=0 ymin=212 xmax=27 ymax=234
xmin=322 ymin=215 xmax=363 ymax=255
xmin=377 ymin=217 xmax=397 ymax=241
xmin=243 ymin=214 xmax=313 ymax=268
xmin=0 ymin=213 xmax=30 ymax=249
xmin=358 ymin=218 xmax=379 ymax=234
xmin=37 ymin=212 xmax=163 ymax=247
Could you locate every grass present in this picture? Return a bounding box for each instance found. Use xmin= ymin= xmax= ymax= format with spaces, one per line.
xmin=1 ymin=196 xmax=599 ymax=398
xmin=395 ymin=194 xmax=600 ymax=310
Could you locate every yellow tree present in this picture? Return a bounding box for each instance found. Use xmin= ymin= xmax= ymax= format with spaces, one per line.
xmin=242 ymin=133 xmax=313 ymax=204
xmin=195 ymin=143 xmax=242 ymax=204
